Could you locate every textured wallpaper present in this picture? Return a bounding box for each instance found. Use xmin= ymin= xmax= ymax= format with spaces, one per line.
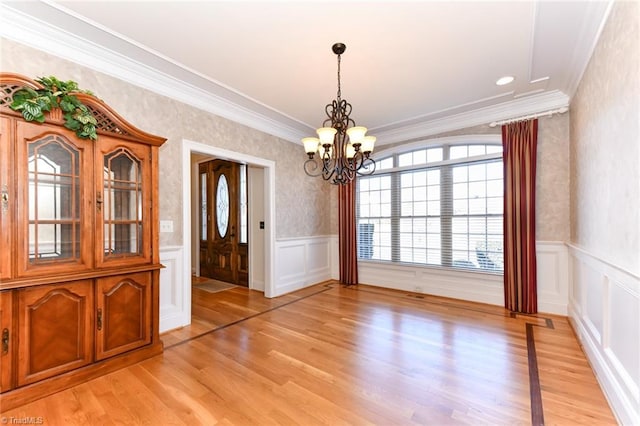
xmin=570 ymin=1 xmax=640 ymax=274
xmin=1 ymin=38 xmax=336 ymax=245
xmin=1 ymin=36 xmax=572 ymax=247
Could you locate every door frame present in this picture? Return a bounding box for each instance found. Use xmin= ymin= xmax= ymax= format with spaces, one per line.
xmin=181 ymin=139 xmax=276 ymax=321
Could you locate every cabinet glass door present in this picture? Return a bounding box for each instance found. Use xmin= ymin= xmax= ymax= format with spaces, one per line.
xmin=28 ymin=135 xmax=81 ymax=262
xmin=103 ymin=148 xmax=142 ymax=256
xmin=16 ymin=122 xmax=92 ymax=276
xmin=96 ymin=138 xmax=151 ymax=267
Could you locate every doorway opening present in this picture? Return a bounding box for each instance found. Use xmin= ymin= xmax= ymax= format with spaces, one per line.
xmin=179 ymin=139 xmax=275 ymax=329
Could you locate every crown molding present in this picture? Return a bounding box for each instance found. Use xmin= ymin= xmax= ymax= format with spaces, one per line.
xmin=372 ymin=90 xmax=570 ymax=146
xmin=0 ymin=3 xmax=312 ymax=143
xmin=563 ymin=0 xmax=614 ymax=98
xmin=0 ymin=2 xmax=575 ymax=148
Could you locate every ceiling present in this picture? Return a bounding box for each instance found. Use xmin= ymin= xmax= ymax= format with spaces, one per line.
xmin=0 ymin=1 xmax=612 ymax=145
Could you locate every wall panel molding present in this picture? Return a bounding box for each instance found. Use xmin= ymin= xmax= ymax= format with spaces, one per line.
xmin=274 ymin=236 xmax=338 ymax=296
xmin=359 ymin=241 xmax=568 ymax=315
xmin=568 ymin=243 xmax=639 ymax=426
xmin=159 ymin=246 xmax=187 ymax=333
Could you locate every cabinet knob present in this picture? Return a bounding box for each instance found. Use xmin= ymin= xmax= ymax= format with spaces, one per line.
xmin=96 ymin=192 xmax=103 ymax=212
xmin=97 ymin=308 xmax=103 ymax=331
xmin=1 ymin=184 xmax=7 ymax=213
xmin=1 ymin=328 xmax=8 ymax=354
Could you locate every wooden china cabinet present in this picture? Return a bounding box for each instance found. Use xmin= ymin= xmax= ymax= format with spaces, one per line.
xmin=0 ymin=73 xmax=166 ymax=410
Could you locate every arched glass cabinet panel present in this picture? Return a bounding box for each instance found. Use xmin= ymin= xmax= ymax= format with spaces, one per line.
xmin=27 ymin=135 xmax=81 ymax=263
xmin=216 ymin=174 xmax=229 ymax=238
xmin=103 ymin=148 xmax=142 ymax=256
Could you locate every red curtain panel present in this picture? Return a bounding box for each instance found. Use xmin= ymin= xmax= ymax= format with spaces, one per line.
xmin=502 ymin=119 xmax=538 ymax=313
xmin=338 ymin=179 xmax=358 ymax=285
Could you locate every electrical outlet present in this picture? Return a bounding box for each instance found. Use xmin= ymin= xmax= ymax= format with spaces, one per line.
xmin=160 ymin=220 xmax=173 ymax=233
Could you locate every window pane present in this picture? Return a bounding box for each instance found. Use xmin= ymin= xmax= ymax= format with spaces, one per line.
xmin=468 ymin=164 xmax=486 ymax=181
xmin=469 ymin=181 xmax=486 ymax=198
xmin=427 ymin=185 xmax=440 ymax=201
xmin=487 ymin=179 xmax=503 ymax=197
xmin=399 ymin=153 xmax=412 ymax=167
xmin=468 ymin=145 xmax=485 ymax=156
xmin=452 ymin=217 xmax=468 ymax=233
xmin=378 ymin=157 xmax=394 ymax=170
xmin=427 ymin=148 xmax=443 ymax=163
xmin=453 ymin=166 xmax=468 ymax=183
xmin=487 ymin=162 xmax=502 ymax=179
xmin=427 ymin=170 xmax=440 ymax=185
xmin=414 ymin=201 xmax=427 ymax=216
xmin=413 ymin=150 xmax=427 ymax=165
xmin=450 ymin=146 xmax=467 ymax=159
xmin=453 ymin=183 xmax=467 ymax=199
xmin=414 ymin=171 xmax=427 ymax=186
xmin=380 ymin=176 xmax=391 ymax=190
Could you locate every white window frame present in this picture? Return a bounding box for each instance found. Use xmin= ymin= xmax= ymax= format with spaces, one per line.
xmin=357 ymin=134 xmax=503 ymax=275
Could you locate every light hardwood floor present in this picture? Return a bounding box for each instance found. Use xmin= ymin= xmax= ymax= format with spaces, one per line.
xmin=2 ymin=282 xmax=616 ymax=425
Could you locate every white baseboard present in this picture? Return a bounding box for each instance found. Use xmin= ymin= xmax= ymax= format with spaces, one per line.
xmin=568 ymin=244 xmax=639 ymax=426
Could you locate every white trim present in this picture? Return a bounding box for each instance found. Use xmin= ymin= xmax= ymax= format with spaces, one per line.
xmin=536 ymin=241 xmax=569 ymax=315
xmin=158 ymin=245 xmax=184 ymax=333
xmin=0 ymin=2 xmax=311 ymax=143
xmin=563 ymin=0 xmax=615 ymax=97
xmin=371 ymin=91 xmax=569 ymax=146
xmin=568 ymin=244 xmax=639 ymax=426
xmin=181 ymin=140 xmax=277 ymax=327
xmin=0 ymin=3 xmax=577 ymax=146
xmin=274 ymin=236 xmax=336 ymax=296
xmin=358 ymin=241 xmax=569 ymax=315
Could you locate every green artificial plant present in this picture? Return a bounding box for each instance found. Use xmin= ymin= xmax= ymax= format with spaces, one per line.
xmin=10 ymin=76 xmax=99 ymax=140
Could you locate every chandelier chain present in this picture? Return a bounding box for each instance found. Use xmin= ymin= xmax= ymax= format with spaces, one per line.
xmin=336 ymin=53 xmax=341 ymax=102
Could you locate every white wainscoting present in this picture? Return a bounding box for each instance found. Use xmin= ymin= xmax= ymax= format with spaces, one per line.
xmin=536 ymin=241 xmax=569 ymax=315
xmin=358 ymin=241 xmax=569 ymax=315
xmin=159 ymin=246 xmax=187 ymax=333
xmin=274 ymin=236 xmax=338 ymax=296
xmin=568 ymin=244 xmax=639 ymax=426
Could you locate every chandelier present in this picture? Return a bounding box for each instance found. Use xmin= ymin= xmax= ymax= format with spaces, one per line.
xmin=302 ymin=43 xmax=376 ymax=185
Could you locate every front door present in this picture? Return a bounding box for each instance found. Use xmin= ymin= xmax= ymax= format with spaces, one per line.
xmin=199 ymin=159 xmax=248 ymax=286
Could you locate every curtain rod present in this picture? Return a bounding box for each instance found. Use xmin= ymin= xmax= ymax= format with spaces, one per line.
xmin=489 ymin=106 xmax=569 ymax=127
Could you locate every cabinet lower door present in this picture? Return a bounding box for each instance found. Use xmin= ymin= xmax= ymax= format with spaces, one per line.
xmin=17 ymin=281 xmax=93 ymax=386
xmin=96 ymin=272 xmax=151 ymax=361
xmin=0 ymin=290 xmax=13 ymax=392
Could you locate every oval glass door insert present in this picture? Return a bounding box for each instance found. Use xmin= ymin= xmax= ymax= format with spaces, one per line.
xmin=216 ymin=174 xmax=229 ymax=238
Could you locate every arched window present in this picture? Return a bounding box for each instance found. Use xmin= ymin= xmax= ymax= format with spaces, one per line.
xmin=356 ymin=135 xmax=503 ymax=273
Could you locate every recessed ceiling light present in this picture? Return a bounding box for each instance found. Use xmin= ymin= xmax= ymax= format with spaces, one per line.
xmin=496 ymin=76 xmax=515 ymax=86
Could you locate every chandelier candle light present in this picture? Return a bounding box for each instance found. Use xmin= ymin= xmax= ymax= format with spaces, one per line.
xmin=302 ymin=43 xmax=376 ymax=184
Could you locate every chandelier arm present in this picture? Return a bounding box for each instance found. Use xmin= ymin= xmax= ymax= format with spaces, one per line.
xmin=356 ymin=157 xmax=377 ymax=176
xmin=303 ymin=158 xmax=323 ymax=177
